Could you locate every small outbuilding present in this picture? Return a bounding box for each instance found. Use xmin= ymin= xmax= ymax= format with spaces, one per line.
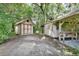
xmin=15 ymin=19 xmax=33 ymax=35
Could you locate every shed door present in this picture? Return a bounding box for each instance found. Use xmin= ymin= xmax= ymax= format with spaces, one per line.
xmin=24 ymin=24 xmax=32 ymax=35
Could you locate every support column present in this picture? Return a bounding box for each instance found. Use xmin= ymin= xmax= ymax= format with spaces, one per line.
xmin=59 ymin=22 xmax=64 ymax=41
xmin=76 ymin=32 xmax=77 ymax=40
xmin=59 ymin=23 xmax=62 ymax=41
xmin=59 ymin=22 xmax=65 ymax=55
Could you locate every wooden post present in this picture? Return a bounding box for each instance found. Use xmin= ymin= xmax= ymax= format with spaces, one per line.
xmin=72 ymin=32 xmax=74 ymax=40
xmin=59 ymin=22 xmax=64 ymax=41
xmin=59 ymin=21 xmax=65 ymax=55
xmin=76 ymin=32 xmax=77 ymax=40
xmin=63 ymin=33 xmax=65 ymax=41
xmin=59 ymin=23 xmax=61 ymax=41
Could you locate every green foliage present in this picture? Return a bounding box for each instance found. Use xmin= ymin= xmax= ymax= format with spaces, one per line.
xmin=0 ymin=14 xmax=12 ymax=43
xmin=65 ymin=47 xmax=79 ymax=56
xmin=72 ymin=49 xmax=79 ymax=55
xmin=0 ymin=3 xmax=33 ymax=43
xmin=0 ymin=3 xmax=79 ymax=44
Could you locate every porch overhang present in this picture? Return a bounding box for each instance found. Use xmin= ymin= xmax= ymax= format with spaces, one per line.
xmin=52 ymin=9 xmax=79 ymax=40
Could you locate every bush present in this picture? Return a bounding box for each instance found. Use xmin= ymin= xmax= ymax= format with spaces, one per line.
xmin=0 ymin=20 xmax=16 ymax=44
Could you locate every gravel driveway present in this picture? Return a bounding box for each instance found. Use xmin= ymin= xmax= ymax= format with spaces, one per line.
xmin=0 ymin=35 xmax=64 ymax=56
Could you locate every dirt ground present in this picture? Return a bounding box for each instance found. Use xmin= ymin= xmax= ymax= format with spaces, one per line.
xmin=0 ymin=35 xmax=65 ymax=56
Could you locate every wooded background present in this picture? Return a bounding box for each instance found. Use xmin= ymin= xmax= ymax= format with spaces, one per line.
xmin=0 ymin=3 xmax=79 ymax=43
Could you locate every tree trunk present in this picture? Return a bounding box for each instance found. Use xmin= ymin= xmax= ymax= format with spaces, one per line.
xmin=12 ymin=23 xmax=15 ymax=32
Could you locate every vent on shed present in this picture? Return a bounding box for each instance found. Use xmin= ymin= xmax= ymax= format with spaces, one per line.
xmin=27 ymin=20 xmax=29 ymax=22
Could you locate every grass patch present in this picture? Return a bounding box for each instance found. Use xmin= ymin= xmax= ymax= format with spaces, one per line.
xmin=0 ymin=32 xmax=16 ymax=44
xmin=64 ymin=46 xmax=79 ymax=56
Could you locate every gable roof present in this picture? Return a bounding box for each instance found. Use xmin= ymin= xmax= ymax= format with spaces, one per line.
xmin=15 ymin=19 xmax=33 ymax=25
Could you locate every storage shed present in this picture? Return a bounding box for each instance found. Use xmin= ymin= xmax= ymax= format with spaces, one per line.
xmin=15 ymin=19 xmax=33 ymax=35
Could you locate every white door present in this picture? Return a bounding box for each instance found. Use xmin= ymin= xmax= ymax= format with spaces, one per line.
xmin=28 ymin=25 xmax=33 ymax=34
xmin=28 ymin=25 xmax=31 ymax=34
xmin=24 ymin=24 xmax=32 ymax=35
xmin=24 ymin=24 xmax=27 ymax=35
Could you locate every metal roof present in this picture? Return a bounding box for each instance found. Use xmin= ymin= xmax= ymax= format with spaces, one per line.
xmin=52 ymin=9 xmax=79 ymax=22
